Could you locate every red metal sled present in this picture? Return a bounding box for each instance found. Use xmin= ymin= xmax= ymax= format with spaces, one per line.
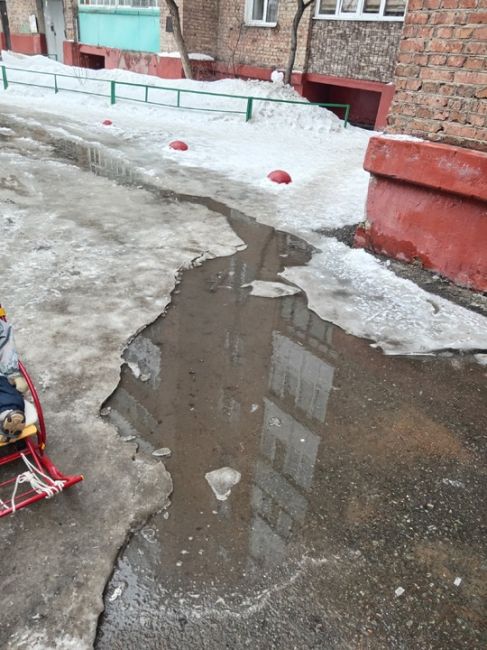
xmin=0 ymin=307 xmax=83 ymax=517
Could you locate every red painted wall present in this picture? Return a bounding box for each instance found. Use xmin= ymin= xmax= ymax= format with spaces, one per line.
xmin=65 ymin=42 xmax=214 ymax=80
xmin=9 ymin=34 xmax=46 ymax=55
xmin=356 ymin=137 xmax=487 ymax=291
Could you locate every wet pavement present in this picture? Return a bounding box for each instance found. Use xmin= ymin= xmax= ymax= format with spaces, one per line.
xmin=96 ymin=215 xmax=486 ymax=649
xmin=1 ymin=109 xmax=486 ymax=649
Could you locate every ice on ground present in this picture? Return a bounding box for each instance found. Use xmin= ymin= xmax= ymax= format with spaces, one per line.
xmin=127 ymin=361 xmax=141 ymax=379
xmin=152 ymin=447 xmax=172 ymax=458
xmin=242 ymin=280 xmax=301 ymax=298
xmin=282 ymin=237 xmax=487 ymax=355
xmin=205 ymin=467 xmax=242 ymax=501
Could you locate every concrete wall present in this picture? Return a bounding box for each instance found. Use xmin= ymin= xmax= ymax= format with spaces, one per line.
xmin=308 ymin=20 xmax=403 ymax=83
xmin=387 ymin=0 xmax=487 ymax=151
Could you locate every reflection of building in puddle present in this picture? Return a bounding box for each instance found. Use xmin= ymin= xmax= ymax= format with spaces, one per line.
xmin=281 ymin=293 xmax=337 ymax=359
xmin=88 ymin=146 xmax=136 ymax=183
xmin=103 ymin=226 xmax=335 ymax=587
xmin=270 ymin=333 xmax=334 ymax=423
xmin=261 ymin=399 xmax=320 ymax=490
xmin=249 ymin=302 xmax=336 ymax=569
xmin=108 ymin=386 xmax=159 ymax=441
xmin=124 ymin=334 xmax=162 ymax=389
xmin=55 ymin=139 xmax=136 ymax=183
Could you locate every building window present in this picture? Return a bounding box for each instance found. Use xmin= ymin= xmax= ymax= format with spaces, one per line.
xmin=315 ymin=0 xmax=405 ymax=20
xmin=245 ymin=0 xmax=279 ymax=26
xmin=79 ymin=0 xmax=158 ymax=7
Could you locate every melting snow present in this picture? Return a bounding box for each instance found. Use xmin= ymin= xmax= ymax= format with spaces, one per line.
xmin=205 ymin=467 xmax=242 ymax=501
xmin=242 ymin=280 xmax=301 ymax=298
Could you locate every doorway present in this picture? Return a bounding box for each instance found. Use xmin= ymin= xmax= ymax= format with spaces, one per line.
xmin=43 ymin=0 xmax=65 ymax=63
xmin=0 ymin=0 xmax=11 ymax=51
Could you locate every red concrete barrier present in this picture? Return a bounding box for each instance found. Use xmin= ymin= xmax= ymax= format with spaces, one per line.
xmin=169 ymin=140 xmax=188 ymax=151
xmin=268 ymin=170 xmax=292 ymax=184
xmin=357 ymin=136 xmax=487 ymax=291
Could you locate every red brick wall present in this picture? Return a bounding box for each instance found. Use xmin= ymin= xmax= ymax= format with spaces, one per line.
xmin=183 ymin=0 xmax=218 ymax=55
xmin=387 ymin=0 xmax=487 ymax=151
xmin=215 ymin=0 xmax=312 ymax=72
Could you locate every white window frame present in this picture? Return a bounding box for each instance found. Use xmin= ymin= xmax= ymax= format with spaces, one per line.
xmin=245 ymin=0 xmax=278 ymax=27
xmin=314 ymin=0 xmax=405 ymax=21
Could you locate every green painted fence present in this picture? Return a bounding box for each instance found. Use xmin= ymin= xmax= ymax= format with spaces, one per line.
xmin=0 ymin=65 xmax=351 ymax=127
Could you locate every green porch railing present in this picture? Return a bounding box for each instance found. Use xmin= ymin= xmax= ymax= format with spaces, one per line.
xmin=0 ymin=65 xmax=351 ymax=127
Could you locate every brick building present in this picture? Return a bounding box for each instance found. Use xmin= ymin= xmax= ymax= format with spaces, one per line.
xmin=1 ymin=1 xmax=408 ymax=128
xmin=0 ymin=0 xmax=74 ymax=60
xmin=356 ymin=0 xmax=487 ymax=291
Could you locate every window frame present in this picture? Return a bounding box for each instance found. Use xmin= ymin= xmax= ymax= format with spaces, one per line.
xmin=244 ymin=0 xmax=279 ymax=28
xmin=314 ymin=0 xmax=406 ymax=22
xmin=78 ymin=0 xmax=158 ymax=8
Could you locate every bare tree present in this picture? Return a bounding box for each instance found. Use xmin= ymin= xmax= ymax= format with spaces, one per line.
xmin=284 ymin=0 xmax=315 ymax=85
xmin=164 ymin=0 xmax=193 ymax=80
xmin=227 ymin=2 xmax=245 ymax=77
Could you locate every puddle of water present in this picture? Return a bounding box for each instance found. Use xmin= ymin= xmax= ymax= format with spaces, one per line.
xmin=96 ymin=214 xmax=486 ymax=649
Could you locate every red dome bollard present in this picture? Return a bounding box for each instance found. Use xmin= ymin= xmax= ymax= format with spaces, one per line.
xmin=267 ymin=170 xmax=292 ymax=184
xmin=169 ymin=140 xmax=189 ymax=151
xmin=102 ymin=119 xmax=113 ymax=126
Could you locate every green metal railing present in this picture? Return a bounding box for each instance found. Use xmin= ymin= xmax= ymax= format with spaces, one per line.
xmin=0 ymin=65 xmax=351 ymax=127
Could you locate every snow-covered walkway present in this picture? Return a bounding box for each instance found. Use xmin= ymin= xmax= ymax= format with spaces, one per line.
xmin=2 ymin=52 xmax=486 ymax=355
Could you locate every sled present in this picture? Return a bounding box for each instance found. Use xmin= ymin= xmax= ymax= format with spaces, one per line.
xmin=0 ymin=307 xmax=83 ymax=517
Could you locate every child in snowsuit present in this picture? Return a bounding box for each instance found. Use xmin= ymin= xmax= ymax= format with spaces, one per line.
xmin=0 ymin=319 xmax=28 ymax=441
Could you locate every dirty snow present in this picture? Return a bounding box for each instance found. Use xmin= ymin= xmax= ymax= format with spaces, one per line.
xmin=1 ymin=53 xmax=486 ymax=358
xmin=282 ymin=238 xmax=487 ymax=355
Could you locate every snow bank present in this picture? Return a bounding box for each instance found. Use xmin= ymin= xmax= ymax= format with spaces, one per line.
xmin=158 ymin=51 xmax=215 ymax=61
xmin=0 ymin=52 xmax=342 ymax=133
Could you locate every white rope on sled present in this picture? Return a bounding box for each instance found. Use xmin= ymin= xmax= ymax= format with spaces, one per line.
xmin=10 ymin=453 xmax=65 ymax=514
